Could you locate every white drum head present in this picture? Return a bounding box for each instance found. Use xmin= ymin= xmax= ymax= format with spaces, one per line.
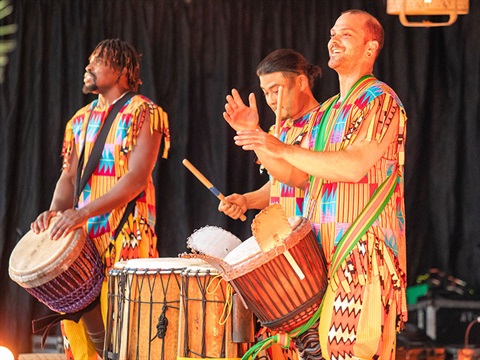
xmin=9 ymin=217 xmax=86 ymax=288
xmin=124 ymin=257 xmax=207 ymax=274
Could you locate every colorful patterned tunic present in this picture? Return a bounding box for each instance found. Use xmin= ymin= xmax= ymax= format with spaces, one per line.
xmin=267 ymin=106 xmax=321 ymax=216
xmin=62 ymin=94 xmax=169 ymax=270
xmin=303 ymin=76 xmax=407 ymax=359
xmin=60 ymin=94 xmax=169 ymax=360
xmin=258 ymin=107 xmax=321 ymax=360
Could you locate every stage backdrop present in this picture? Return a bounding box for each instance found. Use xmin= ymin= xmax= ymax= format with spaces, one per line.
xmin=1 ymin=0 xmax=479 ymax=356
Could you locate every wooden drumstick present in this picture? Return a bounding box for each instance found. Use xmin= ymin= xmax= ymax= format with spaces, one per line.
xmin=274 ymin=85 xmax=284 ymax=138
xmin=182 ymin=159 xmax=247 ymax=222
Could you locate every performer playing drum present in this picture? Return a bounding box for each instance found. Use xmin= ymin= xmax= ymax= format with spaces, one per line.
xmin=28 ymin=38 xmax=170 ymax=360
xmin=9 ymin=217 xmax=105 ymax=356
xmin=219 ymin=49 xmax=323 ymax=359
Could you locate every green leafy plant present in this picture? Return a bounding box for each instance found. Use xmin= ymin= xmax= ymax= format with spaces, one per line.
xmin=0 ymin=0 xmax=17 ymax=83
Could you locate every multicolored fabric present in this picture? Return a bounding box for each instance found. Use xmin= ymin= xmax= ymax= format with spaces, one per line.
xmin=255 ymin=106 xmax=321 ymax=360
xmin=60 ymin=94 xmax=170 ymax=360
xmin=303 ymin=77 xmax=407 ymax=359
xmin=62 ymin=94 xmax=169 ymax=266
xmin=267 ymin=105 xmax=321 ymax=217
xmin=318 ymin=237 xmax=398 ymax=359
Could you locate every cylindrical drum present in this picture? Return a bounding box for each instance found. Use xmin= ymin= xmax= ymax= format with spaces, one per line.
xmin=178 ymin=263 xmax=250 ymax=359
xmin=104 ymin=257 xmax=206 ymax=360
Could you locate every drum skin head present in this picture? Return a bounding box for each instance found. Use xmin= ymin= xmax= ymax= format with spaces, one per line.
xmin=123 ymin=257 xmax=207 ymax=273
xmin=9 ymin=220 xmax=86 ymax=288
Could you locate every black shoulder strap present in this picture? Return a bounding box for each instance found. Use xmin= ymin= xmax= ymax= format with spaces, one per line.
xmin=74 ymin=92 xmax=135 ymax=206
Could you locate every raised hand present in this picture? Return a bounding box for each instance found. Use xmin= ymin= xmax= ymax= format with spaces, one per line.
xmin=223 ymin=89 xmax=260 ymax=131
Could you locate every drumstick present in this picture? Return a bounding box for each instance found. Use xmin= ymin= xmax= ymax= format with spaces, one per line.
xmin=274 ymin=85 xmax=284 ymax=138
xmin=182 ymin=159 xmax=246 ymax=222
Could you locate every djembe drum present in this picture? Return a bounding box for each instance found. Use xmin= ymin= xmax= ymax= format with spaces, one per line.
xmin=104 ymin=257 xmax=207 ymax=360
xmin=185 ymin=205 xmax=328 ymax=359
xmin=8 ymin=217 xmax=105 ymax=355
xmin=223 ymin=217 xmax=327 ymax=332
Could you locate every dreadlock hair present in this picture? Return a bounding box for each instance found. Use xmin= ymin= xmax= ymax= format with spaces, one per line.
xmin=256 ymin=49 xmax=322 ymax=89
xmin=92 ymin=39 xmax=142 ymax=92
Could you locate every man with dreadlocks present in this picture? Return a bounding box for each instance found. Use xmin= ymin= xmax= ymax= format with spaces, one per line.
xmin=31 ymin=38 xmax=170 ymax=359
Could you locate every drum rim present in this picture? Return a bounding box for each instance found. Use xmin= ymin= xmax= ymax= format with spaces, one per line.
xmin=109 ymin=257 xmax=208 ymax=276
xmin=223 ymin=217 xmax=312 ymax=281
xmin=181 ymin=263 xmax=219 ymax=276
xmin=8 ymin=227 xmax=87 ymax=287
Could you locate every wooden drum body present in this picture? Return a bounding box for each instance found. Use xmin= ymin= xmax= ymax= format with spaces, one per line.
xmin=224 ymin=217 xmax=328 ymax=332
xmin=8 ymin=219 xmax=104 ymax=314
xmin=178 ymin=263 xmax=242 ymax=359
xmin=187 ymin=215 xmax=328 ymax=334
xmin=104 ymin=257 xmax=206 ymax=360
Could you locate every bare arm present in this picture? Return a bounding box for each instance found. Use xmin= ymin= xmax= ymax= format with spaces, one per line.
xmin=48 ymin=111 xmax=162 ymax=239
xmin=233 ymin=130 xmax=309 ymax=187
xmin=244 ymin=181 xmax=271 ymax=209
xmin=31 ymin=146 xmax=79 ymax=233
xmin=235 ymin=102 xmax=400 ymax=183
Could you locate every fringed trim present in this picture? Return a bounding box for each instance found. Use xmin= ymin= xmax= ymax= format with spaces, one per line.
xmin=61 ymin=121 xmax=74 ymax=171
xmin=329 ymin=232 xmax=407 ymax=331
xmin=116 ymin=97 xmax=170 ymax=175
xmin=129 ymin=96 xmax=170 ymax=159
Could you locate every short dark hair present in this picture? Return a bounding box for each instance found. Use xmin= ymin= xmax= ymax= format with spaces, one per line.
xmin=342 ymin=9 xmax=384 ymax=56
xmin=256 ymin=49 xmax=322 ymax=89
xmin=92 ymin=39 xmax=142 ymax=92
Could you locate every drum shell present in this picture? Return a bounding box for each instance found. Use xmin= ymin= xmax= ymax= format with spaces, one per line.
xmin=226 ymin=218 xmax=328 ymax=333
xmin=104 ymin=258 xmax=206 ymax=360
xmin=178 ymin=264 xmax=242 ymax=359
xmin=9 ymin=225 xmax=104 ymax=314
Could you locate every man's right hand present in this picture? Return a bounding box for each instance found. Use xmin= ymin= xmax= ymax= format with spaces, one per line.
xmin=223 ymin=89 xmax=260 ymax=131
xmin=218 ymin=193 xmax=247 ymax=220
xmin=30 ymin=210 xmax=60 ymax=234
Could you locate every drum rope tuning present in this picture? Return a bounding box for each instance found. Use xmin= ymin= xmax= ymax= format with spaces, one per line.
xmin=206 ymin=274 xmax=234 ymax=326
xmin=104 ymin=258 xmax=246 ymax=360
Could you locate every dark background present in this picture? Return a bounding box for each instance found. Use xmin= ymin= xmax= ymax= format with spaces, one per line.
xmin=1 ymin=0 xmax=479 ymax=356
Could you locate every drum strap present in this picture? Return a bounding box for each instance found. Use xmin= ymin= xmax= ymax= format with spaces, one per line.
xmin=73 ymin=91 xmax=140 ymax=240
xmin=74 ymin=91 xmax=136 ymax=207
xmin=32 ymin=296 xmax=101 ymax=349
xmin=328 ymin=170 xmax=398 ymax=281
xmin=112 ymin=190 xmax=143 ymax=240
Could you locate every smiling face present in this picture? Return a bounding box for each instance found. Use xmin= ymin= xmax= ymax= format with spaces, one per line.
xmin=82 ymin=50 xmax=122 ymax=95
xmin=328 ymin=12 xmax=374 ymax=74
xmin=259 ymin=71 xmax=307 ymax=120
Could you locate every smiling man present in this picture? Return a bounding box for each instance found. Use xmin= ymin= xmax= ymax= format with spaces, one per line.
xmin=229 ymin=10 xmax=408 ymax=359
xmin=31 ymin=39 xmax=170 ymax=359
